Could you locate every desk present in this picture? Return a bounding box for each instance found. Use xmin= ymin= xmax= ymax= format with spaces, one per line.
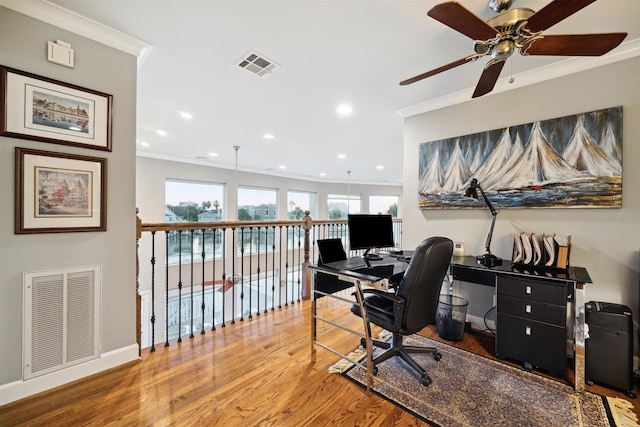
xmin=309 ymin=256 xmax=408 ymax=391
xmin=450 ymin=256 xmax=592 ymax=391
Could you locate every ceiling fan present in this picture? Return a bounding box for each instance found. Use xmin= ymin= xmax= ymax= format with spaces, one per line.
xmin=400 ymin=0 xmax=627 ymax=98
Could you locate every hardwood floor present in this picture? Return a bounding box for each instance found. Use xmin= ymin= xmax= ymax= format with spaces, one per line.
xmin=1 ymin=291 xmax=639 ymax=426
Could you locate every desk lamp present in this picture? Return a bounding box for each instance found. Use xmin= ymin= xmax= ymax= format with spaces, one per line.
xmin=464 ymin=178 xmax=502 ymax=267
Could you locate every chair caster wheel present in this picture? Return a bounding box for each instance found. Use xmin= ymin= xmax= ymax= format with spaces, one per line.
xmin=627 ymin=391 xmax=637 ymax=399
xmin=360 ymin=337 xmax=367 ymax=348
xmin=372 ymin=366 xmax=379 ymax=376
xmin=421 ymin=375 xmax=432 ymax=386
xmin=433 ymin=352 xmax=442 ymax=361
xmin=586 ymin=379 xmax=594 ymax=386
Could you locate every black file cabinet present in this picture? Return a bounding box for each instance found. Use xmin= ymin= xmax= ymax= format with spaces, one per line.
xmin=495 ymin=275 xmax=568 ymax=377
xmin=585 ymin=301 xmax=636 ymax=397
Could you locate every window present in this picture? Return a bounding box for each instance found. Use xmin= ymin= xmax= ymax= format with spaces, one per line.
xmin=166 ymin=180 xmax=225 ymax=222
xmin=237 ymin=187 xmax=277 ymax=221
xmin=369 ymin=195 xmax=399 ymax=217
xmin=287 ymin=190 xmax=317 ymax=219
xmin=327 ymin=194 xmax=361 ymax=219
xmin=165 ymin=180 xmax=225 ymax=263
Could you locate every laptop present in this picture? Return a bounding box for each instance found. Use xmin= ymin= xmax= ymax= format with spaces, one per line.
xmin=317 ymin=238 xmax=347 ymax=264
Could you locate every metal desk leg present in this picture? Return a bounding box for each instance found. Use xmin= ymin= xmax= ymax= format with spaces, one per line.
xmin=574 ymin=281 xmax=586 ymax=392
xmin=353 ymin=279 xmax=373 ymax=392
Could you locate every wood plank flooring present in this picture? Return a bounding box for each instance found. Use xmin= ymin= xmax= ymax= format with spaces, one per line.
xmin=1 ymin=291 xmax=638 ymax=426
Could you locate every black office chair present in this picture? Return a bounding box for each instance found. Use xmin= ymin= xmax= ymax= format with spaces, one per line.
xmin=351 ymin=236 xmax=453 ymax=386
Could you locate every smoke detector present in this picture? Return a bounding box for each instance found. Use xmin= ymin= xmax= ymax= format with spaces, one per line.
xmin=237 ymin=50 xmax=278 ymax=76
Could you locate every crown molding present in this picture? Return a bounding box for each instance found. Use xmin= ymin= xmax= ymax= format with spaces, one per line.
xmin=398 ymin=37 xmax=640 ymax=118
xmin=0 ymin=0 xmax=152 ymax=66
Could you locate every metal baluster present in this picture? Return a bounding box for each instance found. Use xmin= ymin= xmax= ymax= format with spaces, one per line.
xmin=296 ymin=225 xmax=302 ymax=303
xmin=271 ymin=226 xmax=276 ymax=311
xmin=249 ymin=227 xmax=254 ymax=319
xmin=231 ymin=227 xmax=237 ymax=325
xmin=200 ymin=228 xmax=206 ymax=335
xmin=165 ymin=231 xmax=170 ymax=347
xmin=211 ymin=228 xmax=217 ymax=331
xmin=189 ymin=229 xmax=194 ymax=338
xmin=177 ymin=230 xmax=183 ymax=343
xmin=150 ymin=231 xmax=157 ymax=352
xmin=221 ymin=228 xmax=226 ymax=328
xmin=278 ymin=225 xmax=283 ymax=309
xmin=285 ymin=226 xmax=290 ymax=306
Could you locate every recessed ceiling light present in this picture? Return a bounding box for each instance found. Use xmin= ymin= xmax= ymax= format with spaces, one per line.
xmin=337 ymin=154 xmax=347 ymax=159
xmin=336 ymin=104 xmax=352 ymax=116
xmin=139 ymin=141 xmax=150 ymax=147
xmin=320 ymin=172 xmax=327 ymax=177
xmin=376 ymin=165 xmax=384 ymax=170
xmin=279 ymin=165 xmax=286 ymax=169
xmin=263 ymin=134 xmax=274 ymax=140
xmin=156 ymin=128 xmax=168 ymax=136
xmin=179 ymin=111 xmax=193 ymax=120
xmin=209 ymin=152 xmax=218 ymax=157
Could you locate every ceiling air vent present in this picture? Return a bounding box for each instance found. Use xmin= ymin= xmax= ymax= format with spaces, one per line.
xmin=237 ymin=51 xmax=278 ymax=76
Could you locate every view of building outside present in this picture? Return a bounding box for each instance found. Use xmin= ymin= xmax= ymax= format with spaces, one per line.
xmin=237 ymin=187 xmax=277 ymax=221
xmin=165 ymin=180 xmax=225 ymax=222
xmin=327 ymin=194 xmax=361 ymax=219
xmin=165 ymin=180 xmax=226 ymax=263
xmin=369 ymin=195 xmax=399 ymax=217
xmin=287 ymin=190 xmax=317 ymax=219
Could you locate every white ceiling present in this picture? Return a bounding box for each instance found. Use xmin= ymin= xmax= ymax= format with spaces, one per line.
xmin=29 ymin=0 xmax=640 ymax=184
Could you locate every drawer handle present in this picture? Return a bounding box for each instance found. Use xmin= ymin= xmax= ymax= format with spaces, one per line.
xmin=525 ymin=286 xmax=532 ymax=294
xmin=525 ymin=304 xmax=531 ymax=314
xmin=525 ymin=326 xmax=531 ymax=336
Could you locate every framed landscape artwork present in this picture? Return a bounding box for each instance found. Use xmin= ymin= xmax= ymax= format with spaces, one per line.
xmin=1 ymin=65 xmax=112 ymax=151
xmin=15 ymin=147 xmax=107 ymax=233
xmin=418 ymin=106 xmax=622 ymax=209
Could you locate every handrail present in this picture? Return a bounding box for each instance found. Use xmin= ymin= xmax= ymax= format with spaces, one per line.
xmin=135 ymin=210 xmax=402 ymax=352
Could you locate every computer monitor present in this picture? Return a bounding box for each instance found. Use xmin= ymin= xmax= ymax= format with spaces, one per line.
xmin=347 ymin=214 xmax=395 ymax=260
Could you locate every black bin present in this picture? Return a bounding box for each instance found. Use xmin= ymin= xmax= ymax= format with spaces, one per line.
xmin=585 ymin=301 xmax=636 ymax=398
xmin=436 ymin=294 xmax=468 ymax=341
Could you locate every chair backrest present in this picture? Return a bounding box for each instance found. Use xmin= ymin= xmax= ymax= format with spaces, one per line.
xmin=396 ymin=237 xmax=454 ymax=333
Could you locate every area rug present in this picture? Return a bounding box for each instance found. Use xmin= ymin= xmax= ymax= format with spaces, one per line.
xmin=336 ymin=335 xmax=638 ymax=427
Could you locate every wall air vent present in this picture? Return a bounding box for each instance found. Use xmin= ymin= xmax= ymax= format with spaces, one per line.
xmin=237 ymin=50 xmax=278 ymax=76
xmin=23 ymin=265 xmax=101 ymax=380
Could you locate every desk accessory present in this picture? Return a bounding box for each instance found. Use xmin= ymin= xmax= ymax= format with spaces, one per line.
xmin=512 ymin=233 xmax=571 ymax=269
xmin=464 ymin=178 xmax=502 ymax=267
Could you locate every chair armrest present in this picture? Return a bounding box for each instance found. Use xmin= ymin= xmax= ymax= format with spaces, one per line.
xmin=361 ymin=288 xmax=403 ymax=303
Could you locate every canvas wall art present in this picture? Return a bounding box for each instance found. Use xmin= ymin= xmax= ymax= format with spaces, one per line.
xmin=418 ymin=106 xmax=622 ymax=209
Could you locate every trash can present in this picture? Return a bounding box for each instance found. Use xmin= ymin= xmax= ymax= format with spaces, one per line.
xmin=436 ymin=294 xmax=468 ymax=341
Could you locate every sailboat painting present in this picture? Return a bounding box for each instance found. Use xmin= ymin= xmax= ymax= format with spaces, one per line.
xmin=418 ymin=106 xmax=622 ymax=209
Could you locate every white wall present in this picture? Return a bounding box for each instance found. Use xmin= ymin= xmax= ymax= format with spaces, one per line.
xmin=136 ymin=156 xmax=402 ymax=224
xmin=402 ymin=57 xmax=640 ymax=326
xmin=0 ymin=7 xmax=138 ymax=403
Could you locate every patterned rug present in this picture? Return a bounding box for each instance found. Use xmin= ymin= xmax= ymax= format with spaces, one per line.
xmin=338 ymin=335 xmax=638 ymax=427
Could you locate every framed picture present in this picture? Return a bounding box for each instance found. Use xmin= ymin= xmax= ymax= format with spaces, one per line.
xmin=15 ymin=147 xmax=107 ymax=233
xmin=1 ymin=65 xmax=112 ymax=151
xmin=418 ymin=106 xmax=622 ymax=209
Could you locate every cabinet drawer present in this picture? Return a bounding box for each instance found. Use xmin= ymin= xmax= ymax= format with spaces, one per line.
xmin=497 ymin=275 xmax=567 ymax=305
xmin=497 ymin=294 xmax=566 ymax=325
xmin=496 ymin=313 xmax=567 ymax=376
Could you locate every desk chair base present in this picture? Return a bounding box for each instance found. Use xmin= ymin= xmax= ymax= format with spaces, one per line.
xmin=363 ymin=333 xmax=441 ymax=386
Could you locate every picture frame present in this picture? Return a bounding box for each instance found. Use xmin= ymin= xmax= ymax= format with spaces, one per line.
xmin=1 ymin=65 xmax=112 ymax=151
xmin=15 ymin=147 xmax=107 ymax=233
xmin=418 ymin=106 xmax=622 ymax=209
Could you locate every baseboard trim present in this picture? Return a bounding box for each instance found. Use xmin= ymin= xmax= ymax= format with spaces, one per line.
xmin=0 ymin=344 xmax=139 ymax=406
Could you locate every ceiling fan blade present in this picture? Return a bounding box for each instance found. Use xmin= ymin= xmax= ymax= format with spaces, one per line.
xmin=524 ymin=33 xmax=627 ymax=56
xmin=526 ymin=0 xmax=596 ymax=33
xmin=400 ymin=56 xmax=476 ymax=86
xmin=472 ymin=60 xmax=505 ymax=98
xmin=428 ymin=1 xmax=498 ymax=41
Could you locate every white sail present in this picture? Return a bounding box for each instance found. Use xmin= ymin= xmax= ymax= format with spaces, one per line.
xmin=441 ymin=139 xmax=472 ymax=192
xmin=491 ymin=122 xmax=582 ymax=190
xmin=563 ymin=115 xmax=620 ymax=176
xmin=418 ymin=149 xmax=443 ymax=195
